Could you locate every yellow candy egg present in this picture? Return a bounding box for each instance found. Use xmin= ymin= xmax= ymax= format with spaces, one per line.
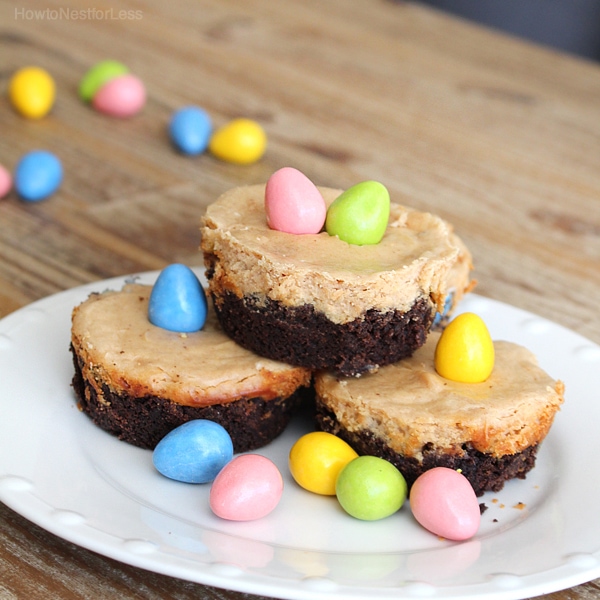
xmin=209 ymin=118 xmax=267 ymax=164
xmin=9 ymin=66 xmax=56 ymax=119
xmin=289 ymin=431 xmax=358 ymax=495
xmin=434 ymin=312 xmax=495 ymax=383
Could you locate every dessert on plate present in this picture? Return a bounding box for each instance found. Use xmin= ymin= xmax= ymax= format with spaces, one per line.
xmin=313 ymin=330 xmax=565 ymax=496
xmin=70 ymin=283 xmax=312 ymax=451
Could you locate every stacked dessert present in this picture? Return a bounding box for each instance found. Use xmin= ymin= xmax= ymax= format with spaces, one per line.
xmin=314 ymin=330 xmax=565 ymax=496
xmin=71 ymin=167 xmax=564 ymax=496
xmin=70 ymin=278 xmax=311 ymax=452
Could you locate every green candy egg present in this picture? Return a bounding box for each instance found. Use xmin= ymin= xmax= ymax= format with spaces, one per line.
xmin=325 ymin=181 xmax=390 ymax=245
xmin=335 ymin=456 xmax=407 ymax=521
xmin=79 ymin=60 xmax=129 ymax=103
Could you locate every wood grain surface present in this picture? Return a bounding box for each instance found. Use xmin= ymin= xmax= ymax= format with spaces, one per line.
xmin=1 ymin=0 xmax=599 ymax=598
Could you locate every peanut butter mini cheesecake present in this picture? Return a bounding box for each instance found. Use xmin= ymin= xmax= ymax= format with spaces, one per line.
xmin=314 ymin=331 xmax=565 ymax=496
xmin=70 ymin=284 xmax=311 ymax=451
xmin=200 ymin=184 xmax=473 ymax=376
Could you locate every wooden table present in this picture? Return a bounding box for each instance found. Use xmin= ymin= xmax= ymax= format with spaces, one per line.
xmin=1 ymin=0 xmax=599 ymax=598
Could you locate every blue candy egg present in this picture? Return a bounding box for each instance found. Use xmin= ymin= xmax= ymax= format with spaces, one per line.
xmin=148 ymin=264 xmax=207 ymax=332
xmin=433 ymin=289 xmax=455 ymax=328
xmin=169 ymin=106 xmax=212 ymax=155
xmin=153 ymin=420 xmax=234 ymax=483
xmin=15 ymin=150 xmax=63 ymax=201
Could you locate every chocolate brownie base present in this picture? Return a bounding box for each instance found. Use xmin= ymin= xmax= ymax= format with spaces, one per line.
xmin=315 ymin=401 xmax=539 ymax=496
xmin=210 ymin=291 xmax=434 ymax=377
xmin=71 ymin=346 xmax=304 ymax=452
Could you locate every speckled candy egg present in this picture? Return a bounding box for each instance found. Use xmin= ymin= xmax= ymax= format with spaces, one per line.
xmin=325 ymin=181 xmax=390 ymax=246
xmin=409 ymin=467 xmax=481 ymax=540
xmin=91 ymin=73 xmax=146 ymax=118
xmin=265 ymin=167 xmax=326 ymax=235
xmin=148 ymin=264 xmax=207 ymax=333
xmin=289 ymin=431 xmax=358 ymax=495
xmin=169 ymin=106 xmax=212 ymax=155
xmin=14 ymin=150 xmax=63 ymax=202
xmin=79 ymin=60 xmax=129 ymax=103
xmin=0 ymin=165 xmax=12 ymax=199
xmin=336 ymin=456 xmax=407 ymax=521
xmin=9 ymin=66 xmax=56 ymax=119
xmin=435 ymin=312 xmax=495 ymax=383
xmin=210 ymin=454 xmax=283 ymax=521
xmin=153 ymin=420 xmax=234 ymax=484
xmin=209 ymin=118 xmax=267 ymax=165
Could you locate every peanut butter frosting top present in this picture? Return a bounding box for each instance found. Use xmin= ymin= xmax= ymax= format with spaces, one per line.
xmin=71 ymin=284 xmax=311 ymax=407
xmin=315 ymin=331 xmax=564 ymax=458
xmin=201 ymin=185 xmax=473 ymax=324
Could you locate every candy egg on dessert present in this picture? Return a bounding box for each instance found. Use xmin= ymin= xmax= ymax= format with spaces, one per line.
xmin=409 ymin=467 xmax=480 ymax=540
xmin=153 ymin=420 xmax=233 ymax=483
xmin=169 ymin=106 xmax=212 ymax=155
xmin=335 ymin=455 xmax=407 ymax=521
xmin=148 ymin=263 xmax=207 ymax=333
xmin=9 ymin=66 xmax=56 ymax=119
xmin=434 ymin=312 xmax=495 ymax=383
xmin=14 ymin=150 xmax=63 ymax=202
xmin=208 ymin=118 xmax=267 ymax=164
xmin=210 ymin=454 xmax=283 ymax=521
xmin=325 ymin=180 xmax=390 ymax=245
xmin=432 ymin=289 xmax=456 ymax=328
xmin=265 ymin=167 xmax=326 ymax=234
xmin=289 ymin=431 xmax=358 ymax=495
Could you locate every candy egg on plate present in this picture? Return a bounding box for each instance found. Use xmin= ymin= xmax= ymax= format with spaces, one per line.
xmin=153 ymin=420 xmax=233 ymax=484
xmin=336 ymin=455 xmax=407 ymax=520
xmin=289 ymin=431 xmax=357 ymax=495
xmin=210 ymin=454 xmax=283 ymax=521
xmin=409 ymin=467 xmax=481 ymax=540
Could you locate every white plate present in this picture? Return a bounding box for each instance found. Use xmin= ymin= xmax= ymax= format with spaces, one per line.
xmin=1 ymin=271 xmax=600 ymax=600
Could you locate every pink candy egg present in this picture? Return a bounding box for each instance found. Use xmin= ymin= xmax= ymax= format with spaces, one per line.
xmin=0 ymin=164 xmax=12 ymax=198
xmin=92 ymin=74 xmax=146 ymax=118
xmin=210 ymin=454 xmax=283 ymax=521
xmin=409 ymin=467 xmax=480 ymax=540
xmin=265 ymin=167 xmax=326 ymax=234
